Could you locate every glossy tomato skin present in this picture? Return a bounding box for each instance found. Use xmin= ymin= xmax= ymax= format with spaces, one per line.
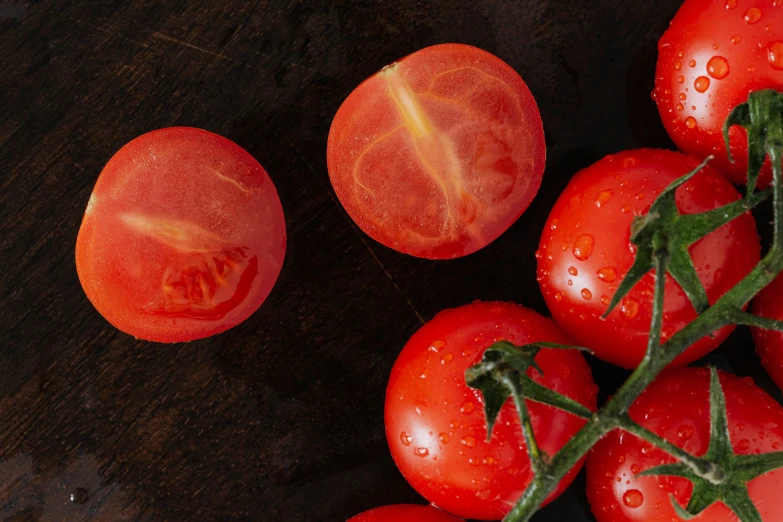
xmin=587 ymin=368 xmax=783 ymax=521
xmin=347 ymin=504 xmax=463 ymax=522
xmin=537 ymin=149 xmax=760 ymax=369
xmin=384 ymin=302 xmax=597 ymax=520
xmin=654 ymin=0 xmax=783 ymax=186
xmin=327 ymin=43 xmax=545 ymax=259
xmin=752 ymin=274 xmax=783 ymax=391
xmin=76 ymin=127 xmax=286 ymax=343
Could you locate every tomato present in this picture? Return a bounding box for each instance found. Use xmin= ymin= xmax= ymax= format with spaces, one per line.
xmin=752 ymin=274 xmax=783 ymax=391
xmin=347 ymin=505 xmax=462 ymax=522
xmin=75 ymin=127 xmax=286 ymax=343
xmin=384 ymin=301 xmax=597 ymax=520
xmin=327 ymin=44 xmax=545 ymax=259
xmin=586 ymin=367 xmax=783 ymax=521
xmin=654 ymin=0 xmax=783 ymax=186
xmin=536 ymin=149 xmax=760 ymax=369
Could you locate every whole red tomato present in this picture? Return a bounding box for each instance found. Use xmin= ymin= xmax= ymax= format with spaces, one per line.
xmin=384 ymin=301 xmax=597 ymax=520
xmin=654 ymin=0 xmax=783 ymax=186
xmin=347 ymin=504 xmax=462 ymax=522
xmin=76 ymin=127 xmax=286 ymax=342
xmin=537 ymin=149 xmax=760 ymax=369
xmin=752 ymin=274 xmax=783 ymax=391
xmin=587 ymin=367 xmax=783 ymax=521
xmin=327 ymin=44 xmax=545 ymax=259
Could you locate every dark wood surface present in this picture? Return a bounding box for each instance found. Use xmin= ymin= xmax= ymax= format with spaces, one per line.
xmin=2 ymin=1 xmax=782 ymax=521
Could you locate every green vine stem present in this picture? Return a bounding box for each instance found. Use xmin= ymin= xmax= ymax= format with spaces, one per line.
xmin=467 ymin=90 xmax=783 ymax=522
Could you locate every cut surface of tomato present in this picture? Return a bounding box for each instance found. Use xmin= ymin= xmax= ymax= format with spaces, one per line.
xmin=76 ymin=127 xmax=286 ymax=342
xmin=327 ymin=43 xmax=545 ymax=259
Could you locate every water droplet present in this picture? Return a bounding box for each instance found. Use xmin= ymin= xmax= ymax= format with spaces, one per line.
xmin=773 ymin=441 xmax=781 ymax=450
xmin=679 ymin=92 xmax=687 ymax=100
xmin=677 ymin=50 xmax=685 ymax=59
xmin=677 ymin=75 xmax=685 ymax=84
xmin=429 ymin=340 xmax=446 ymax=352
xmin=623 ymin=489 xmax=644 ymax=508
xmin=685 ymin=116 xmax=698 ymax=129
xmin=568 ymin=266 xmax=578 ymax=276
xmin=737 ymin=439 xmax=750 ymax=451
xmin=440 ymin=353 xmax=454 ymax=365
xmin=70 ymin=488 xmax=88 ymax=505
xmin=767 ymin=42 xmax=783 ymax=70
xmin=460 ymin=401 xmax=475 ymax=414
xmin=675 ymin=103 xmax=684 ymax=111
xmin=595 ymin=189 xmax=613 ymax=207
xmin=631 ymin=464 xmax=641 ymax=474
xmin=635 ymin=192 xmax=645 ymax=200
xmin=450 ymin=420 xmax=461 ymax=429
xmin=439 ymin=432 xmax=450 ymax=444
xmin=482 ymin=456 xmax=495 ymax=465
xmin=745 ymin=7 xmax=762 ymax=24
xmin=600 ymin=295 xmax=609 ymax=305
xmin=621 ymin=298 xmax=640 ymax=319
xmin=400 ymin=432 xmax=412 ymax=446
xmin=622 ymin=157 xmax=637 ymax=168
xmin=573 ymin=235 xmax=595 ymax=261
xmin=707 ymin=56 xmax=730 ymax=79
xmin=678 ymin=425 xmax=694 ymax=440
xmin=732 ymin=34 xmax=741 ymax=44
xmin=554 ymin=291 xmax=563 ymax=302
xmin=621 ymin=205 xmax=631 ymax=213
xmin=414 ymin=447 xmax=429 ymax=457
xmin=694 ymin=76 xmax=711 ymax=93
xmin=738 ymin=423 xmax=746 ymax=431
xmin=468 ymin=457 xmax=480 ymax=466
xmin=567 ymin=279 xmax=573 ymax=286
xmin=550 ymin=218 xmax=559 ymax=230
xmin=461 ymin=436 xmax=476 ymax=448
xmin=618 ymin=455 xmax=625 ymax=464
xmin=725 ymin=0 xmax=737 ymax=8
xmin=597 ymin=267 xmax=617 ymax=282
xmin=581 ymin=288 xmax=592 ymax=300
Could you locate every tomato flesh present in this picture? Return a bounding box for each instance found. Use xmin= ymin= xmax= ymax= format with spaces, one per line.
xmin=752 ymin=274 xmax=783 ymax=391
xmin=384 ymin=302 xmax=597 ymax=520
xmin=537 ymin=149 xmax=760 ymax=369
xmin=587 ymin=368 xmax=783 ymax=521
xmin=76 ymin=127 xmax=286 ymax=342
xmin=327 ymin=44 xmax=545 ymax=259
xmin=347 ymin=504 xmax=462 ymax=522
xmin=654 ymin=0 xmax=783 ymax=186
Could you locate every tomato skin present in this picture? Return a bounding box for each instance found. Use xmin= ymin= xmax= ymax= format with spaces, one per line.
xmin=347 ymin=505 xmax=463 ymax=522
xmin=327 ymin=43 xmax=545 ymax=259
xmin=76 ymin=127 xmax=286 ymax=343
xmin=752 ymin=274 xmax=783 ymax=391
xmin=537 ymin=149 xmax=760 ymax=369
xmin=654 ymin=0 xmax=783 ymax=186
xmin=384 ymin=302 xmax=597 ymax=521
xmin=586 ymin=368 xmax=783 ymax=521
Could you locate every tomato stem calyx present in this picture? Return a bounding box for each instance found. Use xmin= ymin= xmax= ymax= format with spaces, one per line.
xmin=476 ymin=90 xmax=783 ymax=522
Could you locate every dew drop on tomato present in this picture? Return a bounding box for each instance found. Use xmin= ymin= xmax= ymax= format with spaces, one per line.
xmin=745 ymin=7 xmax=762 ymax=24
xmin=75 ymin=127 xmax=286 ymax=343
xmin=768 ymin=42 xmax=783 ymax=69
xmin=707 ymin=56 xmax=730 ymax=78
xmin=622 ymin=490 xmax=644 ymax=509
xmin=573 ymin=234 xmax=595 ymax=260
xmin=685 ymin=116 xmax=698 ymax=128
xmin=725 ymin=0 xmax=737 ymax=8
xmin=694 ymin=75 xmax=711 ymax=93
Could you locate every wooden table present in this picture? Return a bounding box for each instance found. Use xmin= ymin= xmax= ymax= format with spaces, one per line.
xmin=2 ymin=1 xmax=780 ymax=520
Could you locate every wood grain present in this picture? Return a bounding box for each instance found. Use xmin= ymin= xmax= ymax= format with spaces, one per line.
xmin=1 ymin=0 xmax=780 ymax=521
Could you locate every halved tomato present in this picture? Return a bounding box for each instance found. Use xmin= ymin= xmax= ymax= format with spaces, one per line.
xmin=327 ymin=44 xmax=545 ymax=259
xmin=76 ymin=127 xmax=286 ymax=342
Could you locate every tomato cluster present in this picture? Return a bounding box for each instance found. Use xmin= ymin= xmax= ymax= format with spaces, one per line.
xmin=74 ymin=0 xmax=783 ymax=520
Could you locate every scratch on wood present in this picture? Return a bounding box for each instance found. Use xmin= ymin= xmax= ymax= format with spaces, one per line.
xmin=289 ymin=142 xmax=425 ymax=325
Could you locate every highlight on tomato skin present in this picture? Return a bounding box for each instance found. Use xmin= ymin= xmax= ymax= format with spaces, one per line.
xmin=586 ymin=368 xmax=783 ymax=522
xmin=653 ymin=0 xmax=783 ymax=186
xmin=752 ymin=273 xmax=783 ymax=392
xmin=384 ymin=301 xmax=597 ymax=521
xmin=75 ymin=127 xmax=286 ymax=343
xmin=327 ymin=43 xmax=546 ymax=259
xmin=347 ymin=504 xmax=463 ymax=522
xmin=537 ymin=149 xmax=760 ymax=369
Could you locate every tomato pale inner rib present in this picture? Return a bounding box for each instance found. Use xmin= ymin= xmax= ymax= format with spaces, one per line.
xmin=120 ymin=213 xmax=224 ymax=253
xmin=384 ymin=64 xmax=432 ymax=138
